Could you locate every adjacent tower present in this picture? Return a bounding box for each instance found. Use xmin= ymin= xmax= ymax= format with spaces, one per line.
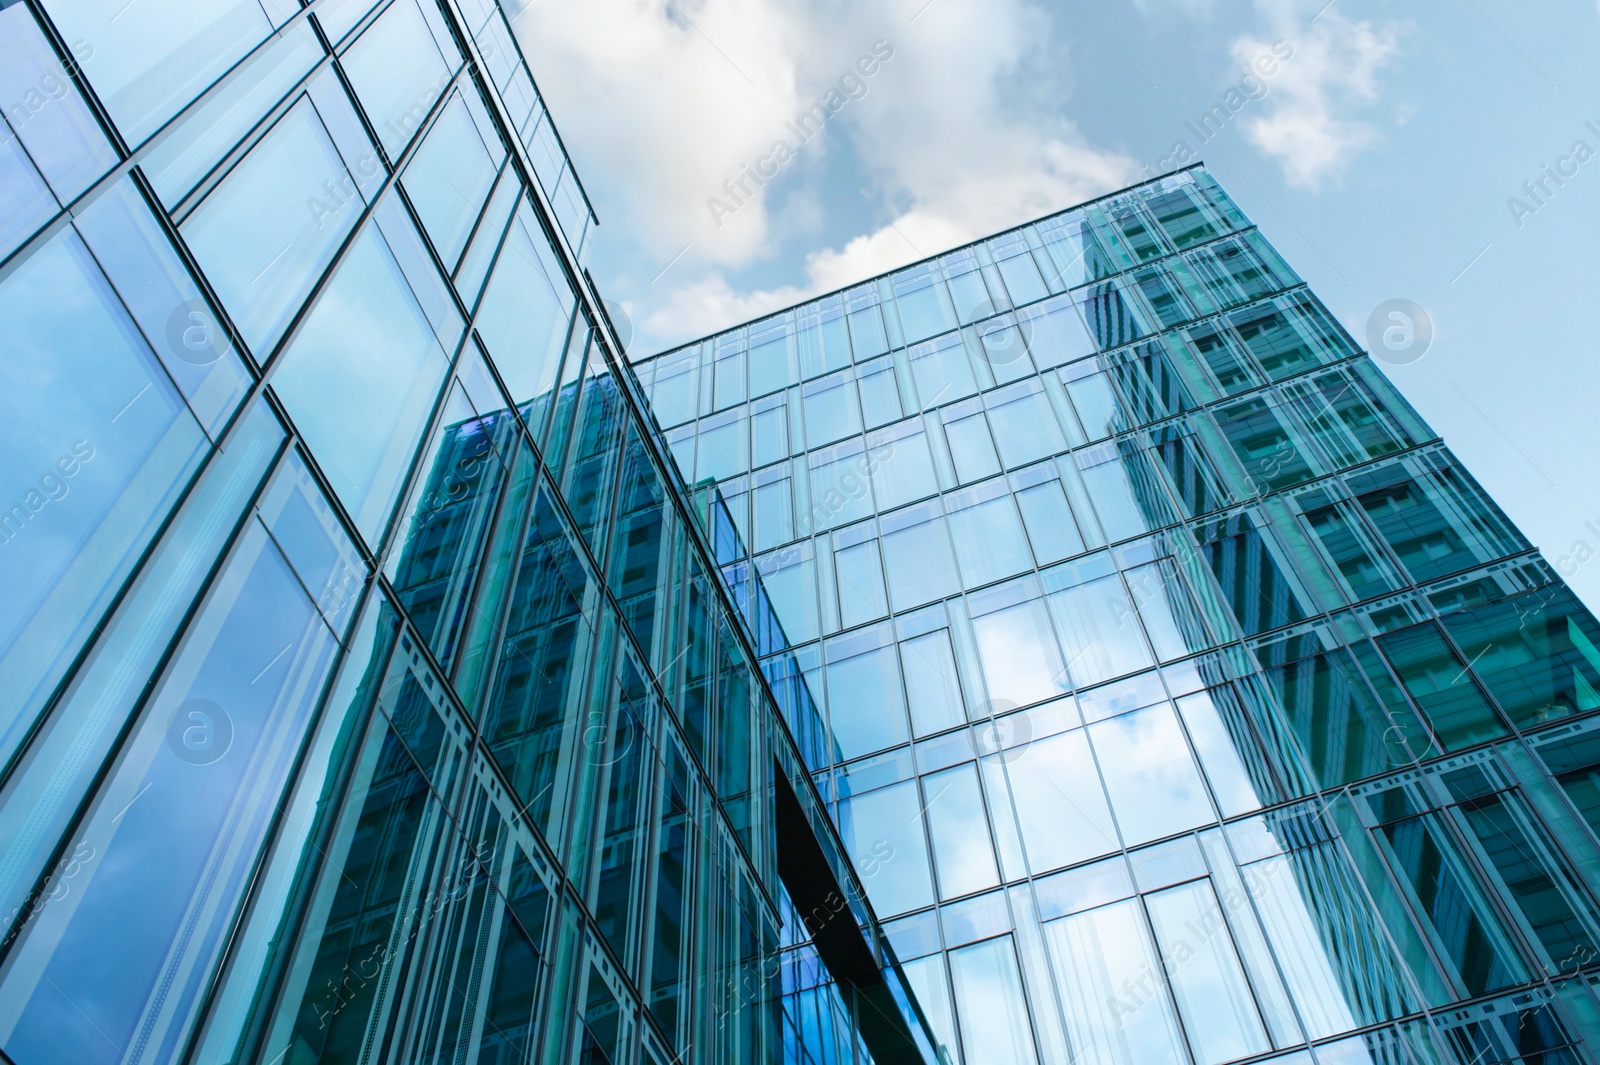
xmin=633 ymin=166 xmax=1600 ymax=1065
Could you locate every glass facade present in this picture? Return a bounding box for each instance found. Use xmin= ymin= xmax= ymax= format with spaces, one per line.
xmin=634 ymin=169 xmax=1600 ymax=1065
xmin=0 ymin=1 xmax=940 ymax=1063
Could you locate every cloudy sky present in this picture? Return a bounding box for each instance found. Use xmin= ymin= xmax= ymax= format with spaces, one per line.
xmin=509 ymin=0 xmax=1600 ymax=609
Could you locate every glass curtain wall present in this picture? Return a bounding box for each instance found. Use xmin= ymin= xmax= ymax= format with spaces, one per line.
xmin=635 ymin=166 xmax=1600 ymax=1065
xmin=0 ymin=0 xmax=939 ymax=1063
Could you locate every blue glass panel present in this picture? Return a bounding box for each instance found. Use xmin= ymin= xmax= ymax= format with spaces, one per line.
xmin=76 ymin=178 xmax=252 ymax=433
xmin=0 ymin=522 xmax=338 ymax=1065
xmin=837 ymin=780 xmax=934 ymax=915
xmin=399 ymin=88 xmax=499 ymax=270
xmin=183 ymin=97 xmax=370 ymax=357
xmin=880 ymin=508 xmax=959 ymax=612
xmin=140 ymin=19 xmax=324 ymax=207
xmin=269 ymin=223 xmax=450 ymax=543
xmin=970 ymin=597 xmax=1069 ymax=707
xmin=824 ymin=632 xmax=908 ymax=761
xmin=42 ymin=0 xmax=272 ymax=145
xmin=0 ymin=401 xmax=280 ymax=954
xmin=0 ymin=131 xmax=56 ymax=259
xmin=0 ymin=231 xmax=208 ymax=766
xmin=802 ymin=373 xmax=862 ymax=449
xmin=987 ymin=386 xmax=1066 ymax=467
xmin=1001 ymin=730 xmax=1117 ymax=872
xmin=339 ymin=0 xmax=455 ymax=161
xmin=948 ymin=936 xmax=1038 ymax=1063
xmin=475 ymin=202 xmax=576 ymax=409
xmin=1089 ymin=704 xmax=1213 ymax=844
xmin=923 ymin=764 xmax=999 ymax=899
xmin=947 ymin=491 xmax=1033 ymax=590
xmin=1044 ymin=573 xmax=1154 ymax=687
xmin=0 ymin=7 xmax=117 ymax=202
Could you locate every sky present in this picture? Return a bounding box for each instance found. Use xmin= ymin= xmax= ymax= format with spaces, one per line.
xmin=508 ymin=0 xmax=1600 ymax=611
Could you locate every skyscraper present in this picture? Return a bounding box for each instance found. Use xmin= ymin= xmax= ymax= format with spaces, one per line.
xmin=0 ymin=0 xmax=939 ymax=1062
xmin=632 ymin=168 xmax=1600 ymax=1065
xmin=3 ymin=0 xmax=1599 ymax=1062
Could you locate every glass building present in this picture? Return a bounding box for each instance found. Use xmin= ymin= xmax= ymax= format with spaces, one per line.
xmin=0 ymin=0 xmax=942 ymax=1063
xmin=633 ymin=169 xmax=1600 ymax=1065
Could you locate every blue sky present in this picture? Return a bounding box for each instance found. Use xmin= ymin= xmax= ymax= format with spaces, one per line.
xmin=512 ymin=0 xmax=1600 ymax=609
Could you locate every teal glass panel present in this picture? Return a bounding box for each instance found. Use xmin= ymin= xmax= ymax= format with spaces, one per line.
xmin=1377 ymin=623 xmax=1506 ymax=751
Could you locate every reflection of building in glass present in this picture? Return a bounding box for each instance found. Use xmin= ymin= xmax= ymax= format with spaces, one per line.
xmin=0 ymin=0 xmax=939 ymax=1061
xmin=635 ymin=168 xmax=1600 ymax=1065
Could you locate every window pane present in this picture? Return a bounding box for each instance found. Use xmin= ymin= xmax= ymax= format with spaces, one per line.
xmin=0 ymin=524 xmax=338 ymax=1065
xmin=882 ymin=514 xmax=960 ymax=611
xmin=43 ymin=0 xmax=271 ymax=144
xmin=901 ymin=954 xmax=960 ymax=1057
xmin=141 ymin=20 xmax=325 ymax=208
xmin=1016 ymin=481 xmax=1085 ymax=565
xmin=808 ymin=450 xmax=875 ymax=531
xmin=835 ymin=540 xmax=889 ymax=629
xmin=910 ymin=336 xmax=976 ymax=407
xmin=972 ymin=599 xmax=1069 ymax=708
xmin=339 ymin=0 xmax=454 ymax=161
xmin=988 ymin=390 xmax=1066 ymax=467
xmin=803 ymin=374 xmax=862 ymax=448
xmin=944 ymin=414 xmax=1002 ymax=484
xmin=1089 ymin=704 xmax=1213 ymax=845
xmin=183 ymin=98 xmax=365 ymax=357
xmin=756 ymin=550 xmax=818 ymax=645
xmin=948 ymin=495 xmax=1034 ymax=590
xmin=924 ymin=763 xmax=1000 ymax=899
xmin=948 ymin=936 xmax=1039 ymax=1065
xmin=869 ymin=424 xmax=939 ymax=511
xmin=825 ymin=642 xmax=909 ymax=761
xmin=751 ymin=404 xmax=788 ymax=467
xmin=270 ymin=223 xmax=450 ymax=543
xmin=475 ymin=204 xmax=577 ymax=409
xmin=403 ymin=93 xmax=498 ymax=269
xmin=838 ymin=780 xmax=935 ymax=916
xmin=903 ymin=630 xmax=965 ymax=736
xmin=1066 ymin=373 xmax=1124 ymax=442
xmin=0 ymin=233 xmax=208 ymax=764
xmin=1044 ymin=899 xmax=1190 ymax=1065
xmin=0 ymin=7 xmax=118 ymax=201
xmin=1145 ymin=879 xmax=1271 ymax=1065
xmin=1021 ymin=297 xmax=1096 ymax=369
xmin=1046 ymin=575 xmax=1155 ymax=688
xmin=894 ymin=272 xmax=957 ymax=344
xmin=1003 ymin=730 xmax=1119 ymax=872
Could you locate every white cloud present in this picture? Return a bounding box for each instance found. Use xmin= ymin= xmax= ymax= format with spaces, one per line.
xmin=513 ymin=0 xmax=1136 ymax=351
xmin=1231 ymin=0 xmax=1403 ymax=188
